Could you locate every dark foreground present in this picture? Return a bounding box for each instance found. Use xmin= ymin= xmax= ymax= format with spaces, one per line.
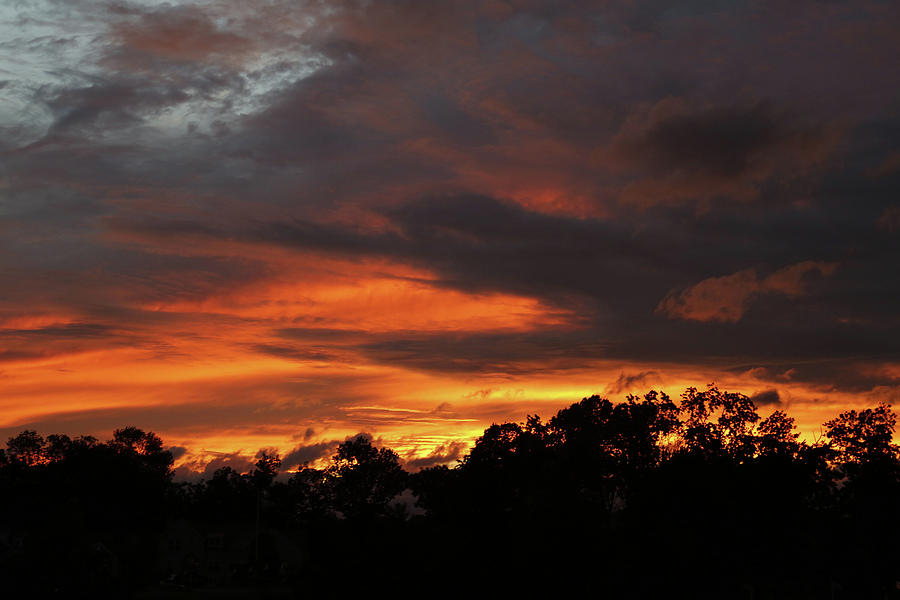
xmin=2 ymin=386 xmax=899 ymax=598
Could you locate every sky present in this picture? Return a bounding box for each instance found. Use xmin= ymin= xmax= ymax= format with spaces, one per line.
xmin=1 ymin=0 xmax=899 ymax=476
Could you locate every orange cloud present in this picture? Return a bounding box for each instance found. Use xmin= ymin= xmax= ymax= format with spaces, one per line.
xmin=0 ymin=314 xmax=77 ymax=330
xmin=657 ymin=261 xmax=839 ymax=323
xmin=145 ymin=268 xmax=573 ymax=333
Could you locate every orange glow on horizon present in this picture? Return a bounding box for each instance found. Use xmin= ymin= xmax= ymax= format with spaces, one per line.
xmin=1 ymin=253 xmax=896 ymax=476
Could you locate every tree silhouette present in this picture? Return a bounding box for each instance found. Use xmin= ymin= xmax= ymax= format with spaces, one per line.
xmin=3 ymin=390 xmax=900 ymax=598
xmin=284 ymin=464 xmax=330 ymax=519
xmin=250 ymin=451 xmax=282 ymax=489
xmin=825 ymin=403 xmax=899 ymax=468
xmin=756 ymin=409 xmax=802 ymax=457
xmin=6 ymin=430 xmax=45 ymax=466
xmin=326 ymin=435 xmax=406 ymax=520
xmin=1 ymin=426 xmax=175 ymax=595
xmin=679 ymin=385 xmax=759 ymax=460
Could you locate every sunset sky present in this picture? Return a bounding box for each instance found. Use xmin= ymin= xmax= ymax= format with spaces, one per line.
xmin=1 ymin=0 xmax=899 ymax=477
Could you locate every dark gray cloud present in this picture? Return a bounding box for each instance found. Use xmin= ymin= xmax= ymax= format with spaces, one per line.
xmin=281 ymin=440 xmax=337 ymax=470
xmin=750 ymin=389 xmax=782 ymax=407
xmin=194 ymin=451 xmax=256 ymax=480
xmin=356 ymin=330 xmax=608 ymax=375
xmin=167 ymin=445 xmax=188 ymax=460
xmin=606 ymin=371 xmax=661 ymax=395
xmin=612 ymin=101 xmax=829 ymax=178
xmin=405 ymin=441 xmax=468 ymax=471
xmin=45 ymin=80 xmax=188 ymax=135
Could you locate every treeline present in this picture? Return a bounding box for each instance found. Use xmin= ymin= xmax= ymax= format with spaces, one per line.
xmin=1 ymin=386 xmax=899 ymax=598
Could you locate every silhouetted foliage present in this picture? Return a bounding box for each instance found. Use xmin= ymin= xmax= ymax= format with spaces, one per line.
xmin=326 ymin=435 xmax=406 ymax=520
xmin=0 ymin=426 xmax=173 ymax=597
xmin=825 ymin=403 xmax=899 ymax=469
xmin=3 ymin=386 xmax=900 ymax=598
xmin=6 ymin=430 xmax=45 ymax=466
xmin=285 ymin=464 xmax=330 ymax=519
xmin=756 ymin=409 xmax=801 ymax=457
xmin=251 ymin=451 xmax=282 ymax=489
xmin=679 ymin=385 xmax=760 ymax=459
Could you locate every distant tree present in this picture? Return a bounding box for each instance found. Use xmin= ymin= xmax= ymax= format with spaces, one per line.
xmin=111 ymin=426 xmax=163 ymax=455
xmin=0 ymin=427 xmax=177 ymax=595
xmin=824 ymin=404 xmax=899 ymax=467
xmin=208 ymin=465 xmax=251 ymax=496
xmin=617 ymin=391 xmax=681 ymax=468
xmin=251 ymin=451 xmax=282 ymax=489
xmin=545 ymin=396 xmax=623 ymax=517
xmin=6 ymin=430 xmax=45 ymax=466
xmin=680 ymin=385 xmax=759 ymax=460
xmin=286 ymin=464 xmax=331 ymax=518
xmin=822 ymin=404 xmax=900 ymax=594
xmin=43 ymin=433 xmax=73 ymax=462
xmin=326 ymin=435 xmax=406 ymax=519
xmin=756 ymin=410 xmax=802 ymax=458
xmin=463 ymin=422 xmax=527 ymax=468
xmin=548 ymin=395 xmax=616 ymax=450
xmin=409 ymin=464 xmax=458 ymax=517
xmin=545 ymin=391 xmax=679 ymax=476
xmin=110 ymin=426 xmax=173 ymax=477
xmin=455 ymin=420 xmax=551 ymax=520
